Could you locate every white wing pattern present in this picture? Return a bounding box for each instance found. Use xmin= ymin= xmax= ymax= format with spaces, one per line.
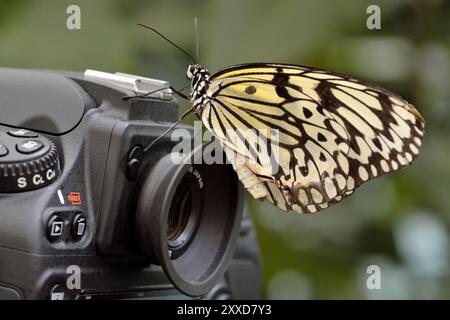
xmin=199 ymin=63 xmax=425 ymax=214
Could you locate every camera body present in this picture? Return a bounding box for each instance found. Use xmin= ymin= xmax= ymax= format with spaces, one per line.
xmin=0 ymin=68 xmax=260 ymax=300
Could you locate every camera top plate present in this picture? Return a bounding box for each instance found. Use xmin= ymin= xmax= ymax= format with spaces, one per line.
xmin=0 ymin=68 xmax=92 ymax=135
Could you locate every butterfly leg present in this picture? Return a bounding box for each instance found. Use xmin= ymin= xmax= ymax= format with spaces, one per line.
xmin=275 ymin=181 xmax=294 ymax=205
xmin=123 ymin=85 xmax=190 ymax=101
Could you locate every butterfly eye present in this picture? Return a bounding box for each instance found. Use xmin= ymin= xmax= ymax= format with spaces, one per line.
xmin=187 ymin=65 xmax=196 ymax=79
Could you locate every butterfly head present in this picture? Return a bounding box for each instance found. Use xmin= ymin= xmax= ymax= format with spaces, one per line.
xmin=187 ymin=64 xmax=210 ymax=102
xmin=186 ymin=64 xmax=200 ymax=80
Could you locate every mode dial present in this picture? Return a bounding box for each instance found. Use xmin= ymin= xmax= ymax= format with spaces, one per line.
xmin=0 ymin=128 xmax=61 ymax=193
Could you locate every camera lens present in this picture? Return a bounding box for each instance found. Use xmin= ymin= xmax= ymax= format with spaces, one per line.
xmin=167 ymin=187 xmax=191 ymax=241
xmin=166 ymin=173 xmax=203 ymax=258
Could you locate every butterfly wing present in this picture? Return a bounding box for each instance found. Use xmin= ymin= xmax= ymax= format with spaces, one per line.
xmin=201 ymin=63 xmax=425 ymax=213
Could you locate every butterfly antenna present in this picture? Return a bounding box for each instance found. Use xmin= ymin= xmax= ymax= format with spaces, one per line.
xmin=137 ymin=23 xmax=196 ymax=64
xmin=143 ymin=106 xmax=196 ymax=153
xmin=194 ymin=17 xmax=199 ymax=61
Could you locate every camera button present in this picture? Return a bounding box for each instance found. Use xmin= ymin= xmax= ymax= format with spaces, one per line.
xmin=0 ymin=145 xmax=8 ymax=157
xmin=71 ymin=213 xmax=87 ymax=239
xmin=7 ymin=129 xmax=39 ymax=138
xmin=16 ymin=140 xmax=44 ymax=154
xmin=47 ymin=215 xmax=64 ymax=241
xmin=49 ymin=284 xmax=66 ymax=300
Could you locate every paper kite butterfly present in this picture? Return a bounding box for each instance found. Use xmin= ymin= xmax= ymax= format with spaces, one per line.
xmin=133 ymin=25 xmax=426 ymax=214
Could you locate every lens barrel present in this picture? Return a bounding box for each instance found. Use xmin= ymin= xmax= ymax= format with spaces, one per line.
xmin=136 ymin=146 xmax=243 ymax=296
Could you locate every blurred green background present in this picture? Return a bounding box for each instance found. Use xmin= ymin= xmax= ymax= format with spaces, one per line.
xmin=1 ymin=0 xmax=449 ymax=299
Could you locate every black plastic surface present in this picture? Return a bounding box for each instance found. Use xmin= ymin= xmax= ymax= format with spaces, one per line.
xmin=0 ymin=284 xmax=23 ymax=300
xmin=0 ymin=68 xmax=94 ymax=135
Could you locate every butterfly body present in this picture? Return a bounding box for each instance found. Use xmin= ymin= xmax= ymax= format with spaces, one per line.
xmin=185 ymin=63 xmax=425 ymax=214
xmin=187 ymin=64 xmax=211 ymax=110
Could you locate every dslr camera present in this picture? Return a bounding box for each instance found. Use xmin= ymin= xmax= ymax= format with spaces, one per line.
xmin=0 ymin=68 xmax=260 ymax=300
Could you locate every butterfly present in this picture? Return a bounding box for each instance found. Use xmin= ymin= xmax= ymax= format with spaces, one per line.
xmin=134 ymin=26 xmax=426 ymax=214
xmin=184 ymin=63 xmax=425 ymax=214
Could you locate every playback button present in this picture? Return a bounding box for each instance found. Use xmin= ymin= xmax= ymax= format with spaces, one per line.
xmin=47 ymin=215 xmax=64 ymax=241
